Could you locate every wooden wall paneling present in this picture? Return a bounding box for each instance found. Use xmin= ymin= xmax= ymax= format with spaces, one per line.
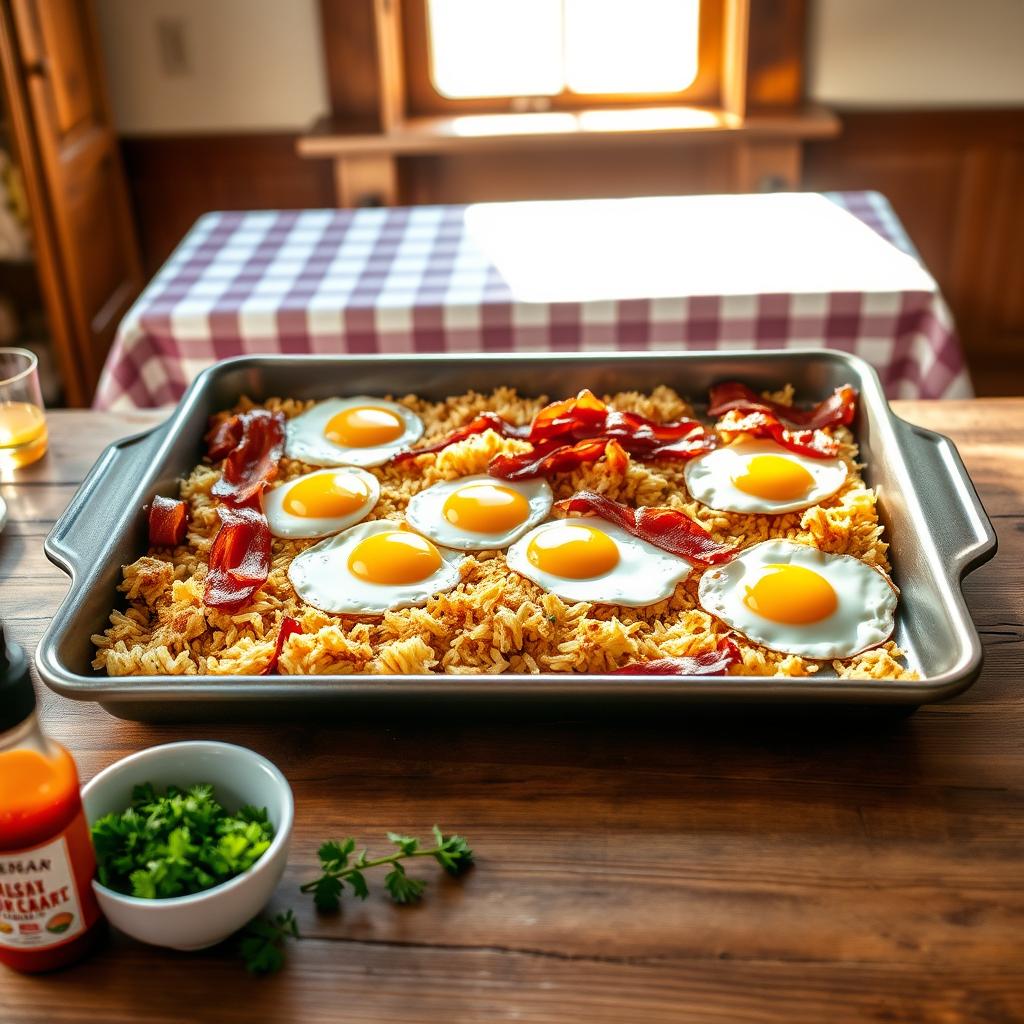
xmin=334 ymin=153 xmax=398 ymax=208
xmin=402 ymin=143 xmax=737 ymax=206
xmin=992 ymin=151 xmax=1024 ymax=360
xmin=733 ymin=139 xmax=801 ymax=192
xmin=948 ymin=146 xmax=1024 ymax=391
xmin=121 ymin=134 xmax=335 ymax=275
xmin=949 ymin=149 xmax=1003 ymax=363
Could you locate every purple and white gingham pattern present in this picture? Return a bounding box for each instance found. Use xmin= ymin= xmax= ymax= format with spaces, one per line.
xmin=93 ymin=191 xmax=971 ymax=410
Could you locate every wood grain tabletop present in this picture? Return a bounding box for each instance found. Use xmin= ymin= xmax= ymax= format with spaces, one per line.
xmin=1 ymin=403 xmax=1021 ymax=1024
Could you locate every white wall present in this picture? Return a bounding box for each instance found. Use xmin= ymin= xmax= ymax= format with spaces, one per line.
xmin=808 ymin=0 xmax=1024 ymax=106
xmin=95 ymin=0 xmax=328 ymax=133
xmin=95 ymin=0 xmax=1024 ymax=135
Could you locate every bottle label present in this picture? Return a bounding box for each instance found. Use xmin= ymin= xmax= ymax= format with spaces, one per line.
xmin=0 ymin=825 xmax=88 ymax=950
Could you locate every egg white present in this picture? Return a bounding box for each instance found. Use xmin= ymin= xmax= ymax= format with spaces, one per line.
xmin=284 ymin=396 xmax=424 ymax=468
xmin=406 ymin=474 xmax=553 ymax=551
xmin=684 ymin=440 xmax=848 ymax=514
xmin=505 ymin=517 xmax=693 ymax=607
xmin=287 ymin=519 xmax=467 ymax=615
xmin=264 ymin=467 xmax=380 ymax=539
xmin=697 ymin=539 xmax=897 ymax=659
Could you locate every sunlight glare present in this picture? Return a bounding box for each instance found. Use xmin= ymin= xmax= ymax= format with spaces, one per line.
xmin=564 ymin=0 xmax=700 ymax=94
xmin=462 ymin=195 xmax=938 ymax=303
xmin=578 ymin=106 xmax=722 ymax=132
xmin=428 ymin=0 xmax=700 ymax=99
xmin=428 ymin=0 xmax=563 ymax=99
xmin=451 ymin=112 xmax=578 ymax=136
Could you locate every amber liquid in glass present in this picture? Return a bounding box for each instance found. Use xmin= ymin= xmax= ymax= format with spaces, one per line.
xmin=0 ymin=401 xmax=47 ymax=469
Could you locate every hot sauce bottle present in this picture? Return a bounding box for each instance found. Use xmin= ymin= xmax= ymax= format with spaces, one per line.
xmin=0 ymin=625 xmax=103 ymax=972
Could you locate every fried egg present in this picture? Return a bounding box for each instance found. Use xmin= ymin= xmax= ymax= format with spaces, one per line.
xmin=287 ymin=519 xmax=466 ymax=614
xmin=264 ymin=467 xmax=380 ymax=539
xmin=284 ymin=397 xmax=423 ymax=468
xmin=505 ymin=518 xmax=692 ymax=607
xmin=698 ymin=539 xmax=897 ymax=659
xmin=684 ymin=440 xmax=848 ymax=514
xmin=406 ymin=474 xmax=553 ymax=551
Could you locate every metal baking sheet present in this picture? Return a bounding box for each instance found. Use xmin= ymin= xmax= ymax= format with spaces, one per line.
xmin=36 ymin=351 xmax=996 ymax=719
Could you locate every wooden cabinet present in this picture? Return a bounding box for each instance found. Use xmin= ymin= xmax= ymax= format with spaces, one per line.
xmin=0 ymin=0 xmax=141 ymax=406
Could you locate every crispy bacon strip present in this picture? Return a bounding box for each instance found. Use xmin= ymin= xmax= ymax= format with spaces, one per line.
xmin=489 ymin=438 xmax=629 ymax=481
xmin=209 ymin=409 xmax=286 ymax=506
xmin=554 ymin=490 xmax=736 ymax=566
xmin=260 ymin=617 xmax=303 ymax=676
xmin=487 ymin=392 xmax=716 ymax=478
xmin=708 ymin=382 xmax=858 ymax=429
xmin=148 ymin=495 xmax=189 ymax=547
xmin=528 ymin=388 xmax=609 ymax=443
xmin=387 ymin=388 xmax=715 ymax=472
xmin=391 ymin=412 xmax=527 ymax=464
xmin=594 ymin=412 xmax=718 ymax=461
xmin=603 ymin=438 xmax=630 ymax=475
xmin=610 ymin=637 xmax=741 ymax=676
xmin=718 ymin=410 xmax=840 ymax=458
xmin=601 ymin=409 xmax=706 ymax=448
xmin=616 ymin=421 xmax=717 ymax=461
xmin=708 ymin=384 xmax=857 ymax=460
xmin=488 ymin=428 xmax=714 ymax=480
xmin=639 ymin=434 xmax=719 ymax=460
xmin=205 ymin=415 xmax=245 ymax=461
xmin=529 ymin=391 xmax=714 ymax=453
xmin=204 ymin=505 xmax=272 ymax=612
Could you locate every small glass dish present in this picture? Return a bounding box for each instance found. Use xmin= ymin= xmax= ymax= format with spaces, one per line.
xmin=0 ymin=347 xmax=47 ymax=471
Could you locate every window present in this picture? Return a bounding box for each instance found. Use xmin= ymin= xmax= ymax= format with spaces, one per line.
xmin=427 ymin=0 xmax=700 ymax=100
xmin=403 ymin=0 xmax=725 ymax=115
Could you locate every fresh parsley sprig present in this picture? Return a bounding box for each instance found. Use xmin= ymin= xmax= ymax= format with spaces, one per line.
xmin=239 ymin=910 xmax=299 ymax=975
xmin=300 ymin=826 xmax=473 ymax=911
xmin=90 ymin=783 xmax=275 ymax=899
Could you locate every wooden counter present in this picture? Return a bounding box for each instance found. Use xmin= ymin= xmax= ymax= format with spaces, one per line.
xmin=2 ymin=403 xmax=1021 ymax=1023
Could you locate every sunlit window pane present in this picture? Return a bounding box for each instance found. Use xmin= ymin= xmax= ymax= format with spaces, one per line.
xmin=563 ymin=0 xmax=700 ymax=94
xmin=427 ymin=0 xmax=701 ymax=100
xmin=428 ymin=0 xmax=564 ymax=99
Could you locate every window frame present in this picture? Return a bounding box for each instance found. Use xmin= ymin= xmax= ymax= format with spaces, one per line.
xmin=401 ymin=0 xmax=727 ymax=116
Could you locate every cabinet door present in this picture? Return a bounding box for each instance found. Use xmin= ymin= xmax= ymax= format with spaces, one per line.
xmin=5 ymin=0 xmax=141 ymax=405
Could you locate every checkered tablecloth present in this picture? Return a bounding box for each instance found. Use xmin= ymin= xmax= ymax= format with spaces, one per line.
xmin=93 ymin=191 xmax=971 ymax=409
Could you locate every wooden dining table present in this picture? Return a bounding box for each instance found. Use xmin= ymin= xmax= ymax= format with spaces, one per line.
xmin=2 ymin=401 xmax=1022 ymax=1023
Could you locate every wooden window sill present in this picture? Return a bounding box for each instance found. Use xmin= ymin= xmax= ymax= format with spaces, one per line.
xmin=297 ymin=105 xmax=839 ymax=159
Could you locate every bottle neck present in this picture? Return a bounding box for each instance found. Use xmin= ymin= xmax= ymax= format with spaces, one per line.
xmin=0 ymin=711 xmax=50 ymax=756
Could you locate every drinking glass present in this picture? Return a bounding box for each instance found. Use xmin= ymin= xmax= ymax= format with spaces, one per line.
xmin=0 ymin=348 xmax=47 ymax=471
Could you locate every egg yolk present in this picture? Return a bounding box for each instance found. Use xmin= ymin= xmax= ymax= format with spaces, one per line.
xmin=325 ymin=406 xmax=405 ymax=448
xmin=743 ymin=563 xmax=838 ymax=625
xmin=733 ymin=454 xmax=815 ymax=502
xmin=348 ymin=531 xmax=442 ymax=585
xmin=527 ymin=524 xmax=620 ymax=580
xmin=283 ymin=473 xmax=369 ymax=519
xmin=443 ymin=483 xmax=529 ymax=534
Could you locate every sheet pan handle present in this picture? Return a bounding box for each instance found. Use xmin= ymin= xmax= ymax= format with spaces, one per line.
xmin=44 ymin=425 xmax=168 ymax=581
xmin=890 ymin=417 xmax=997 ymax=579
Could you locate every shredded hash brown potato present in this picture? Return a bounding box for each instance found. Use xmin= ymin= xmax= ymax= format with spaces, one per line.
xmin=92 ymin=386 xmax=917 ymax=680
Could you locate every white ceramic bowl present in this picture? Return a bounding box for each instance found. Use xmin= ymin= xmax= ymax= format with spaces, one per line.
xmin=81 ymin=740 xmax=293 ymax=951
